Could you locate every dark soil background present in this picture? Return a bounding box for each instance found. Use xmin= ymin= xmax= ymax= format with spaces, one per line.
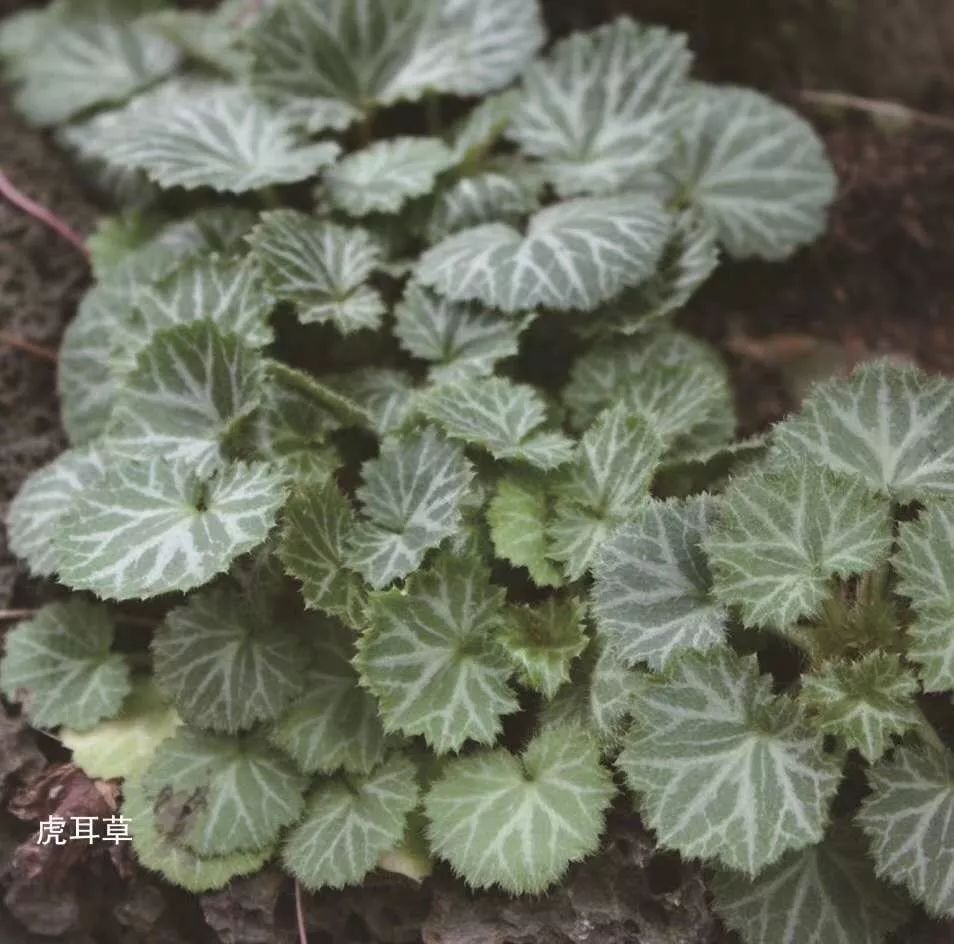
xmin=2 ymin=0 xmax=954 ymax=941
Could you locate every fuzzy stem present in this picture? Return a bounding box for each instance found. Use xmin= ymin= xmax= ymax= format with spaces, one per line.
xmin=0 ymin=170 xmax=89 ymax=258
xmin=0 ymin=608 xmax=37 ymax=621
xmin=295 ymin=881 xmax=308 ymax=944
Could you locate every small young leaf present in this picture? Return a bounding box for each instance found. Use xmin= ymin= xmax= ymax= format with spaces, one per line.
xmin=394 ymin=283 xmax=530 ymax=384
xmin=774 ymin=360 xmax=954 ymax=501
xmin=421 ymin=376 xmax=574 ymax=470
xmin=859 ymin=746 xmax=954 ymax=918
xmin=153 ymin=587 xmax=309 ymax=733
xmin=617 ymin=650 xmax=842 ymax=876
xmin=675 ymin=82 xmax=837 ymax=260
xmin=0 ymin=601 xmax=131 ymax=731
xmin=357 ymin=552 xmax=518 ymax=753
xmin=704 ymin=462 xmax=893 ymax=630
xmin=800 ymin=653 xmax=919 ymax=762
xmin=248 ymin=210 xmax=384 ymax=334
xmin=278 ymin=482 xmax=368 ymax=627
xmin=282 ymin=752 xmax=420 ymax=891
xmin=144 ymin=728 xmax=305 ymax=856
xmin=499 ymin=598 xmax=587 ymax=698
xmin=7 ymin=445 xmax=107 ymax=578
xmin=325 ymin=137 xmax=454 ymax=217
xmin=508 ymin=18 xmax=691 ymax=196
xmin=270 ymin=624 xmax=386 ymax=775
xmin=448 ymin=91 xmax=520 ymax=164
xmin=894 ymin=501 xmax=954 ymax=690
xmin=108 ymin=321 xmax=264 ymax=476
xmin=424 ymin=725 xmax=615 ymax=894
xmin=56 ymin=458 xmax=286 ymax=600
xmin=711 ymin=826 xmax=910 ymax=944
xmin=345 ymin=429 xmax=474 ymax=588
xmin=592 ymin=495 xmax=728 ymax=670
xmin=417 ymin=195 xmax=671 ymax=313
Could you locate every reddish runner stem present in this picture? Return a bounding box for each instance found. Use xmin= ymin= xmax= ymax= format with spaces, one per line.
xmin=0 ymin=332 xmax=58 ymax=363
xmin=0 ymin=169 xmax=89 ymax=258
xmin=295 ymin=881 xmax=309 ymax=944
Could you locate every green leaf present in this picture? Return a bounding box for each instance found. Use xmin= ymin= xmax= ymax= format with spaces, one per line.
xmin=675 ymin=82 xmax=837 ymax=260
xmin=487 ymin=470 xmax=563 ymax=587
xmin=548 ymin=404 xmax=664 ymax=580
xmin=417 ymin=195 xmax=671 ymax=313
xmin=448 ymin=91 xmax=520 ymax=164
xmin=123 ymin=778 xmax=273 ymax=893
xmin=394 ymin=283 xmax=531 ymax=383
xmin=11 ymin=2 xmax=179 ymax=126
xmin=711 ymin=826 xmax=910 ymax=944
xmin=859 ymin=746 xmax=954 ymax=918
xmin=421 ymin=376 xmax=574 ymax=470
xmin=330 ymin=368 xmax=419 ymax=436
xmin=774 ymin=360 xmax=954 ymax=501
xmin=357 ymin=552 xmax=518 ymax=753
xmin=592 ymin=495 xmax=728 ymax=670
xmin=55 ymin=458 xmax=286 ymax=600
xmin=424 ymin=725 xmax=615 ymax=894
xmin=251 ymin=0 xmax=542 ymax=108
xmin=153 ymin=587 xmax=308 ymax=733
xmin=282 ymin=752 xmax=419 ymax=890
xmin=508 ymin=18 xmax=691 ymax=196
xmin=270 ymin=623 xmax=386 ymax=775
xmin=704 ymin=461 xmax=893 ymax=630
xmin=325 ymin=137 xmax=454 ymax=217
xmin=86 ymin=84 xmax=340 ymax=192
xmin=248 ymin=209 xmax=384 ymax=334
xmin=617 ymin=650 xmax=842 ymax=875
xmin=499 ymin=598 xmax=587 ymax=698
xmin=143 ymin=728 xmax=305 ymax=856
xmin=107 ymin=322 xmax=264 ymax=476
xmin=345 ymin=429 xmax=474 ymax=588
xmin=895 ymin=501 xmax=954 ymax=690
xmin=63 ymin=677 xmax=181 ymax=781
xmin=7 ymin=445 xmax=107 ymax=578
xmin=800 ymin=653 xmax=919 ymax=762
xmin=0 ymin=601 xmax=130 ymax=731
xmin=278 ymin=482 xmax=368 ymax=627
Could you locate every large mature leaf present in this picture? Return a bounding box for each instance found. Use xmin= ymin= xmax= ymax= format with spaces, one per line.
xmin=345 ymin=428 xmax=474 ymax=588
xmin=508 ymin=18 xmax=690 ymax=196
xmin=251 ymin=0 xmax=542 ymax=108
xmin=394 ymin=283 xmax=530 ymax=383
xmin=6 ymin=445 xmax=107 ymax=577
xmin=549 ymin=404 xmax=664 ymax=580
xmin=62 ymin=678 xmax=181 ymax=781
xmin=416 ymin=195 xmax=671 ymax=313
xmin=498 ymin=598 xmax=587 ymax=698
xmin=425 ymin=725 xmax=615 ymax=894
xmin=325 ymin=137 xmax=454 ymax=217
xmin=774 ymin=361 xmax=954 ymax=502
xmin=487 ymin=470 xmax=563 ymax=587
xmin=674 ymin=83 xmax=836 ymax=260
xmin=153 ymin=587 xmax=308 ymax=733
xmin=123 ymin=778 xmax=272 ymax=893
xmin=12 ymin=1 xmax=179 ymax=126
xmin=894 ymin=501 xmax=954 ymax=690
xmin=357 ymin=552 xmax=518 ymax=753
xmin=283 ymin=752 xmax=419 ymax=890
xmin=859 ymin=746 xmax=954 ymax=918
xmin=711 ymin=826 xmax=910 ymax=944
xmin=0 ymin=601 xmax=130 ymax=731
xmin=421 ymin=376 xmax=573 ymax=470
xmin=592 ymin=495 xmax=728 ymax=670
xmin=800 ymin=653 xmax=919 ymax=762
xmin=618 ymin=650 xmax=842 ymax=875
xmin=248 ymin=209 xmax=384 ymax=334
xmin=55 ymin=458 xmax=286 ymax=600
xmin=704 ymin=461 xmax=893 ymax=630
xmin=278 ymin=482 xmax=367 ymax=627
xmin=107 ymin=322 xmax=264 ymax=476
xmin=84 ymin=84 xmax=339 ymax=192
xmin=144 ymin=728 xmax=305 ymax=856
xmin=270 ymin=624 xmax=386 ymax=775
